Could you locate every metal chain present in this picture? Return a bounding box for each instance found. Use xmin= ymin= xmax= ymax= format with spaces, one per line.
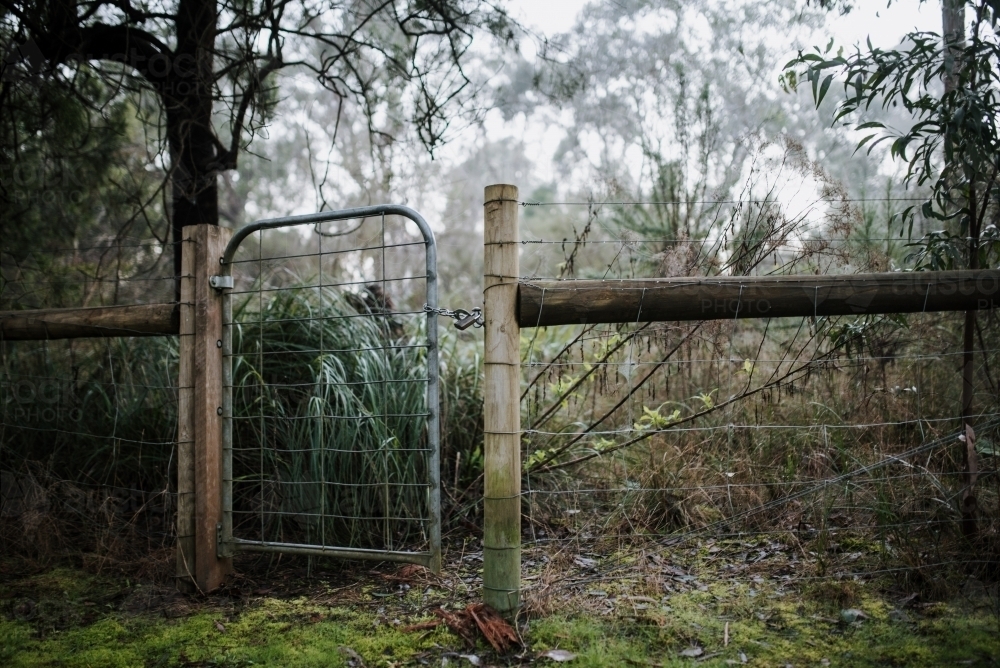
xmin=423 ymin=304 xmax=484 ymax=330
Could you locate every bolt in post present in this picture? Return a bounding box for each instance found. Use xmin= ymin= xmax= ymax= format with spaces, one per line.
xmin=483 ymin=184 xmax=520 ymax=615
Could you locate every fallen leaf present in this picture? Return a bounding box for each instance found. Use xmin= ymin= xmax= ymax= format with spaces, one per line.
xmin=840 ymin=608 xmax=868 ymax=623
xmin=680 ymin=647 xmax=703 ymax=658
xmin=542 ymin=649 xmax=577 ymax=662
xmin=337 ymin=646 xmax=366 ymax=668
xmin=397 ymin=564 xmax=427 ymax=580
xmin=889 ymin=609 xmax=910 ymax=623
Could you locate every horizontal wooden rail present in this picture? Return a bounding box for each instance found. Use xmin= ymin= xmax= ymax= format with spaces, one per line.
xmin=518 ymin=269 xmax=1000 ymax=327
xmin=0 ymin=303 xmax=179 ymax=340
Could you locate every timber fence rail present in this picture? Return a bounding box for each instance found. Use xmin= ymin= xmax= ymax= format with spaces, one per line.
xmin=518 ymin=271 xmax=1000 ymax=326
xmin=0 ymin=303 xmax=180 ymax=339
xmin=480 ymin=183 xmax=1000 ymax=616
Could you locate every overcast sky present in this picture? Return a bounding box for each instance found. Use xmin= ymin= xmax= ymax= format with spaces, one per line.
xmin=507 ymin=0 xmax=941 ymax=48
xmin=471 ymin=1 xmax=944 ymax=187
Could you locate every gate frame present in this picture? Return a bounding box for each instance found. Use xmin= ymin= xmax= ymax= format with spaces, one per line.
xmin=213 ymin=205 xmax=441 ymax=573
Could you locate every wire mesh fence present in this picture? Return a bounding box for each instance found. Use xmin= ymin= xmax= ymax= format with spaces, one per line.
xmin=0 ymin=334 xmax=180 ymax=573
xmin=220 ymin=208 xmax=440 ymax=565
xmin=1 ymin=237 xmax=180 ymax=572
xmin=509 ymin=196 xmax=1000 ymax=608
xmin=1 ymin=239 xmax=179 ymax=310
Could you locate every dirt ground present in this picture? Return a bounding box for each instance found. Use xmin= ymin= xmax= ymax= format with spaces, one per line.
xmin=2 ymin=535 xmax=999 ymax=667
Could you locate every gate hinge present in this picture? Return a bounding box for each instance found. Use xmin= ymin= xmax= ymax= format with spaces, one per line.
xmin=210 ymin=275 xmax=234 ymax=291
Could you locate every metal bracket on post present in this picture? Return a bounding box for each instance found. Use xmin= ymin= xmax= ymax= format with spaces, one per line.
xmin=209 ymin=275 xmax=233 ymax=291
xmin=216 ymin=523 xmax=227 ymax=559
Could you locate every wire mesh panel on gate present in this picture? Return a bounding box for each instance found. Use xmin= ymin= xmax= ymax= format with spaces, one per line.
xmin=220 ymin=208 xmax=440 ymax=566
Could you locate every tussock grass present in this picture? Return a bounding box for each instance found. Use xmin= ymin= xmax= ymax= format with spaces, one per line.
xmin=0 ymin=280 xmax=485 ymax=564
xmin=228 ymin=284 xmax=433 ymax=551
xmin=0 ymin=336 xmax=179 ymax=570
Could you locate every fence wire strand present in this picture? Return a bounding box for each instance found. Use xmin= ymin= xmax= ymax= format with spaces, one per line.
xmin=517 ymin=251 xmax=1000 ymax=600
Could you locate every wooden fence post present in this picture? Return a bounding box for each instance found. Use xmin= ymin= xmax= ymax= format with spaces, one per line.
xmin=483 ymin=184 xmax=520 ymax=614
xmin=177 ymin=224 xmax=233 ymax=593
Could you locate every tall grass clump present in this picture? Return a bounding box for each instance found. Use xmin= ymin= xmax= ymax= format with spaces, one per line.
xmin=438 ymin=328 xmax=485 ymax=523
xmin=229 ymin=283 xmax=434 ymax=552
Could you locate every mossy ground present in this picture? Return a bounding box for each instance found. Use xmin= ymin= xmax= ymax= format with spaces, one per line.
xmin=2 ymin=537 xmax=999 ymax=667
xmin=527 ymin=584 xmax=999 ymax=667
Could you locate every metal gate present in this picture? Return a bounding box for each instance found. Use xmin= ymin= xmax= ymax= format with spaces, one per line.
xmin=214 ymin=206 xmax=440 ymax=571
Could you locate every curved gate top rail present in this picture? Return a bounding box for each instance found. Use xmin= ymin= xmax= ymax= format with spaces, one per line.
xmin=215 ymin=205 xmax=440 ymax=572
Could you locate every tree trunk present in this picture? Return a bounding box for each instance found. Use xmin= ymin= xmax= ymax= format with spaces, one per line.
xmin=169 ymin=0 xmax=221 ymax=300
xmin=942 ymin=0 xmax=977 ymax=537
xmin=942 ymin=0 xmax=964 ymax=94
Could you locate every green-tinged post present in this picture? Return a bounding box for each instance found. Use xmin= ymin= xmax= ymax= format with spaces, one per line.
xmin=483 ymin=184 xmax=520 ymax=615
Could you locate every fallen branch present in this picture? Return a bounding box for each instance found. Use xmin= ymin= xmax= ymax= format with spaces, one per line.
xmin=403 ymin=603 xmax=520 ymax=653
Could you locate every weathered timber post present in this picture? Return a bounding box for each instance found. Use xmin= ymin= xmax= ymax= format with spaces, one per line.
xmin=177 ymin=224 xmax=233 ymax=593
xmin=483 ymin=184 xmax=521 ymax=614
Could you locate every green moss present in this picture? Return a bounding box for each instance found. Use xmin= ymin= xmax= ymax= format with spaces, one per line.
xmin=0 ymin=571 xmax=459 ymax=668
xmin=1 ymin=596 xmax=457 ymax=667
xmin=527 ymin=584 xmax=1000 ymax=668
xmin=3 ymin=565 xmax=998 ymax=667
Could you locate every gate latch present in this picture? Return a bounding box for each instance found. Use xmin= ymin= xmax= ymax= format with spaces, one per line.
xmin=210 ymin=275 xmax=234 ymax=291
xmin=423 ymin=304 xmax=484 ymax=330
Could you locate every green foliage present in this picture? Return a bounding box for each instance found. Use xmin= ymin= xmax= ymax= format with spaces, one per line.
xmin=785 ymin=2 xmax=1000 ymax=268
xmin=0 ymin=54 xmax=163 ymax=265
xmin=633 ymin=405 xmax=681 ymax=432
